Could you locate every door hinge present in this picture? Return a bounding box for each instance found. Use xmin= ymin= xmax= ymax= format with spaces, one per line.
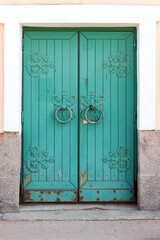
xmin=133 ymin=39 xmax=136 ymax=51
xmin=133 ymin=110 xmax=137 ymax=123
xmin=21 ymin=111 xmax=24 ymax=123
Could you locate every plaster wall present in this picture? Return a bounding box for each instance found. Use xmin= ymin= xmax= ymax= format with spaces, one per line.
xmin=1 ymin=0 xmax=160 ymax=5
xmin=0 ymin=5 xmax=159 ymax=131
xmin=156 ymin=22 xmax=160 ymax=130
xmin=0 ymin=5 xmax=160 ymax=212
xmin=0 ymin=24 xmax=4 ymax=133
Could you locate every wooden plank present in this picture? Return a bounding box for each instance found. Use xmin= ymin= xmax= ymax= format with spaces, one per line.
xmin=95 ymin=39 xmax=103 ymax=181
xmin=38 ymin=39 xmax=47 ymax=182
xmin=81 ymin=180 xmax=132 ymax=189
xmin=54 ymin=39 xmax=63 ymax=182
xmin=46 ymin=39 xmax=55 ymax=182
xmin=87 ymin=39 xmax=96 ymax=181
xmin=69 ymin=34 xmax=78 ymax=188
xmin=79 ymin=33 xmax=88 ymax=188
xmin=103 ymin=39 xmax=111 ymax=181
xmin=79 ymin=189 xmax=134 ymax=202
xmin=110 ymin=39 xmax=119 ymax=181
xmin=118 ymin=39 xmax=127 ymax=182
xmin=126 ymin=33 xmax=134 ymax=188
xmin=30 ymin=39 xmax=39 ymax=182
xmin=62 ymin=39 xmax=70 ymax=182
xmin=82 ymin=32 xmax=132 ymax=40
xmin=26 ymin=32 xmax=76 ymax=40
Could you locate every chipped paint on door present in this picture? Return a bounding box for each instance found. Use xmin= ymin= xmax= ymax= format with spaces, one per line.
xmin=22 ymin=28 xmax=137 ymax=203
xmin=79 ymin=31 xmax=137 ymax=202
xmin=22 ymin=31 xmax=78 ymax=202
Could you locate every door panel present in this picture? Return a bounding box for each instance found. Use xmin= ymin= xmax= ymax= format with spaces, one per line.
xmin=22 ymin=32 xmax=78 ymax=202
xmin=22 ymin=29 xmax=137 ymax=203
xmin=79 ymin=32 xmax=136 ymax=202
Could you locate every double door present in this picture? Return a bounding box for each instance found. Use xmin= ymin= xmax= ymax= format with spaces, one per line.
xmin=22 ymin=29 xmax=137 ymax=202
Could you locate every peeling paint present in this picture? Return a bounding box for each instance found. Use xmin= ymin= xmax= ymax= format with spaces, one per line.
xmin=56 ymin=198 xmax=61 ymax=202
xmin=80 ymin=171 xmax=87 ymax=187
xmin=23 ymin=189 xmax=78 ymax=203
xmin=23 ymin=190 xmax=33 ymax=202
xmin=79 ymin=196 xmax=84 ymax=201
xmin=23 ymin=173 xmax=31 ymax=188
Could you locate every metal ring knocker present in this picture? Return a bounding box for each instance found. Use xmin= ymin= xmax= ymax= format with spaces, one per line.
xmin=55 ymin=105 xmax=72 ymax=124
xmin=85 ymin=104 xmax=102 ymax=124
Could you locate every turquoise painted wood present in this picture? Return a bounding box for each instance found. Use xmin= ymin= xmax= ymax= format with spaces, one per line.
xmin=22 ymin=29 xmax=137 ymax=203
xmin=79 ymin=32 xmax=137 ymax=202
xmin=22 ymin=31 xmax=78 ymax=202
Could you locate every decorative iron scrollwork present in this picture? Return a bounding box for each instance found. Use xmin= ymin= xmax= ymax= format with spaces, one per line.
xmin=80 ymin=91 xmax=104 ymax=123
xmin=102 ymin=146 xmax=131 ymax=172
xmin=26 ymin=52 xmax=55 ymax=77
xmin=51 ymin=91 xmax=76 ymax=121
xmin=81 ymin=91 xmax=104 ymax=107
xmin=52 ymin=91 xmax=75 ymax=107
xmin=102 ymin=52 xmax=130 ymax=78
xmin=25 ymin=147 xmax=55 ymax=173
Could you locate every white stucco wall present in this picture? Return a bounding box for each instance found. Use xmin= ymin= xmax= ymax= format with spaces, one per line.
xmin=0 ymin=5 xmax=159 ymax=131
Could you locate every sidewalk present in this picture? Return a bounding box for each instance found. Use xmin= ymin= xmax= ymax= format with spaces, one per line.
xmin=1 ymin=204 xmax=160 ymax=240
xmin=1 ymin=204 xmax=160 ymax=221
xmin=1 ymin=219 xmax=160 ymax=240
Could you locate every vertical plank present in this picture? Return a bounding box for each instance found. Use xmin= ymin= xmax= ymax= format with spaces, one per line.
xmin=110 ymin=39 xmax=119 ymax=181
xmin=87 ymin=39 xmax=96 ymax=181
xmin=126 ymin=34 xmax=134 ymax=187
xmin=118 ymin=40 xmax=126 ymax=182
xmin=95 ymin=40 xmax=103 ymax=181
xmin=79 ymin=33 xmax=88 ymax=187
xmin=103 ymin=40 xmax=111 ymax=181
xmin=70 ymin=34 xmax=78 ymax=188
xmin=31 ymin=40 xmax=39 ymax=182
xmin=38 ymin=40 xmax=47 ymax=182
xmin=46 ymin=40 xmax=55 ymax=182
xmin=54 ymin=40 xmax=63 ymax=182
xmin=62 ymin=39 xmax=70 ymax=182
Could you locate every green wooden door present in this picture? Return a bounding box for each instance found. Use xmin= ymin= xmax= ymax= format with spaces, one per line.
xmin=22 ymin=31 xmax=78 ymax=202
xmin=79 ymin=32 xmax=137 ymax=202
xmin=22 ymin=29 xmax=137 ymax=203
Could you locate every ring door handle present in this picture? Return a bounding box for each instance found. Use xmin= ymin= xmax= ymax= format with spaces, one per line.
xmin=55 ymin=105 xmax=72 ymax=124
xmin=85 ymin=104 xmax=102 ymax=124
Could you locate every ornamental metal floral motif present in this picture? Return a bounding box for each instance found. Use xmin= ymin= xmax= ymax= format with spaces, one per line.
xmin=80 ymin=91 xmax=104 ymax=107
xmin=102 ymin=146 xmax=131 ymax=172
xmin=25 ymin=147 xmax=55 ymax=173
xmin=80 ymin=91 xmax=104 ymax=121
xmin=26 ymin=52 xmax=55 ymax=77
xmin=52 ymin=91 xmax=75 ymax=107
xmin=51 ymin=91 xmax=76 ymax=121
xmin=102 ymin=52 xmax=130 ymax=78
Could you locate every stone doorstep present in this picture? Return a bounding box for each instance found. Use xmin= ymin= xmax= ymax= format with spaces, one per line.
xmin=1 ymin=204 xmax=160 ymax=221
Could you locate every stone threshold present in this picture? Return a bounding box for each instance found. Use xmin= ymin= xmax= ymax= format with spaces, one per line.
xmin=1 ymin=204 xmax=160 ymax=221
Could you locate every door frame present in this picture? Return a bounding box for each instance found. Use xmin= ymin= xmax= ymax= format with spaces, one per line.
xmin=21 ymin=27 xmax=137 ymax=204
